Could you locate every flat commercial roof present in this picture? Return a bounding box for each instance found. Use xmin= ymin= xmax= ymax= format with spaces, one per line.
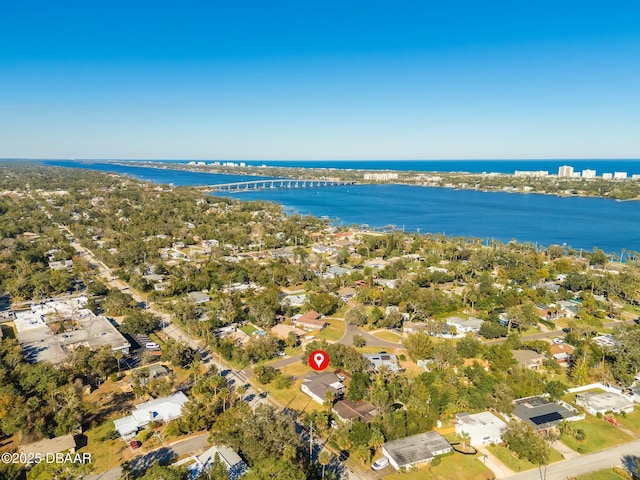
xmin=16 ymin=298 xmax=130 ymax=364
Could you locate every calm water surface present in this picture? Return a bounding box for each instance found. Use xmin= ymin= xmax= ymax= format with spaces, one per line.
xmin=45 ymin=160 xmax=640 ymax=253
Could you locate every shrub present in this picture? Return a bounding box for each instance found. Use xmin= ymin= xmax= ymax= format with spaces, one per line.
xmin=273 ymin=374 xmax=293 ymax=390
xmin=138 ymin=430 xmax=149 ymax=442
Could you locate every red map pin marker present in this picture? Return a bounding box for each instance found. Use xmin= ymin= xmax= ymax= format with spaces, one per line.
xmin=309 ymin=350 xmax=329 ymax=371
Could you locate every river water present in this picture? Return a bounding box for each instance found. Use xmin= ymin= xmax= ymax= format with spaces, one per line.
xmin=44 ymin=160 xmax=640 ymax=253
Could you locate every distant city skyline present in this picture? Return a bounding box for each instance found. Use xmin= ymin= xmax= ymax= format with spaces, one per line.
xmin=1 ymin=1 xmax=640 ymax=160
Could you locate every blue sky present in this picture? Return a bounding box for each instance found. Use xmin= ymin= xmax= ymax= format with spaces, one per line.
xmin=1 ymin=1 xmax=639 ymax=160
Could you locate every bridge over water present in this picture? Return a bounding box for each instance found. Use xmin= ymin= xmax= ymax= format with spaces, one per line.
xmin=204 ymin=178 xmax=357 ymax=192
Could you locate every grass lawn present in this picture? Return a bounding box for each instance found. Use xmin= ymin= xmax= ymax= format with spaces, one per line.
xmin=487 ymin=445 xmax=563 ymax=472
xmin=240 ymin=324 xmax=258 ymax=336
xmin=316 ymin=319 xmax=346 ymax=342
xmin=561 ymin=416 xmax=633 ymax=453
xmin=280 ymin=362 xmax=312 ymax=377
xmin=383 ymin=453 xmax=495 ymax=480
xmin=372 ymin=330 xmax=403 ymax=343
xmin=577 ymin=469 xmax=626 ymax=480
xmin=83 ymin=420 xmax=129 ymax=474
xmin=613 ymin=410 xmax=640 ymax=437
xmin=262 ymin=378 xmax=322 ymax=413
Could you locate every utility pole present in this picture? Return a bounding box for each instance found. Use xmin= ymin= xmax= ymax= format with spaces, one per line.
xmin=309 ymin=420 xmax=314 ymax=460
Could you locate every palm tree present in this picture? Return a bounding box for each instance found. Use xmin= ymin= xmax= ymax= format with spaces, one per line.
xmin=114 ymin=350 xmax=123 ymax=373
xmin=318 ymin=450 xmax=330 ymax=479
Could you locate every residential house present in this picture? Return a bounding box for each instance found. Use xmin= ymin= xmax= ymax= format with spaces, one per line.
xmin=364 ymin=258 xmax=388 ymax=269
xmin=513 ymin=396 xmax=582 ymax=431
xmin=48 ymin=259 xmax=73 ymax=271
xmin=187 ymin=291 xmax=210 ymax=304
xmin=381 ymin=431 xmax=451 ymax=470
xmin=558 ymin=301 xmax=579 ymax=318
xmin=549 ymin=343 xmax=574 ymax=366
xmin=293 ymin=311 xmax=327 ymax=331
xmin=282 ymin=294 xmax=307 ymax=308
xmin=455 ymin=412 xmax=507 ymax=445
xmin=20 ymin=434 xmax=78 ymax=458
xmin=446 ymin=316 xmax=484 ymax=334
xmin=324 ymin=266 xmax=352 ymax=279
xmin=332 ymin=400 xmax=377 ymax=423
xmin=301 ymin=371 xmax=345 ymax=404
xmin=129 ymin=364 xmax=171 ymax=387
xmin=512 ymin=350 xmax=545 ymax=370
xmin=376 ymin=279 xmax=398 ymax=289
xmin=402 ymin=322 xmax=429 ymax=334
xmin=363 ymin=353 xmax=400 ymax=373
xmin=187 ymin=445 xmax=248 ymax=480
xmin=338 ymin=287 xmax=357 ymax=302
xmin=270 ymin=324 xmax=306 ymax=342
xmin=113 ymin=391 xmax=189 ymax=438
xmin=576 ymin=392 xmax=634 ymax=416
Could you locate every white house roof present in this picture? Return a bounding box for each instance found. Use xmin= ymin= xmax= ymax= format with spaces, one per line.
xmin=456 ymin=411 xmax=506 ymax=430
xmin=113 ymin=416 xmax=139 ymax=437
xmin=189 ymin=445 xmax=248 ymax=480
xmin=115 ymin=391 xmax=188 ymax=437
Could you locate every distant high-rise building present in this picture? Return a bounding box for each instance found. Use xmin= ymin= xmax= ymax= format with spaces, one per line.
xmin=582 ymin=169 xmax=596 ymax=178
xmin=603 ymin=173 xmax=613 ymax=179
xmin=364 ymin=172 xmax=399 ymax=181
xmin=514 ymin=170 xmax=548 ymax=177
xmin=558 ymin=165 xmax=574 ymax=177
xmin=613 ymin=172 xmax=628 ymax=179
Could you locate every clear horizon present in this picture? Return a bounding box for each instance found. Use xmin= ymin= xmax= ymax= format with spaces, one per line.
xmin=2 ymin=1 xmax=640 ymax=160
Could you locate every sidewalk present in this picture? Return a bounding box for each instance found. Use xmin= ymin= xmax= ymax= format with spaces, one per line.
xmin=476 ymin=445 xmax=517 ymax=479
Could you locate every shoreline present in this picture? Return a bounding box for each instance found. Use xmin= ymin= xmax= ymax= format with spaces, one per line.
xmin=117 ymin=161 xmax=640 ymax=203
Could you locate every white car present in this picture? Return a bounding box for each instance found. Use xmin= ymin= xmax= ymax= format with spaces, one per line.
xmin=552 ymin=337 xmax=563 ymax=344
xmin=371 ymin=457 xmax=389 ymax=471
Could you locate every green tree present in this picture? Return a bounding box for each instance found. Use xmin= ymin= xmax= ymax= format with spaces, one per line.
xmin=502 ymin=420 xmax=549 ymax=465
xmin=403 ymin=331 xmax=434 ymax=361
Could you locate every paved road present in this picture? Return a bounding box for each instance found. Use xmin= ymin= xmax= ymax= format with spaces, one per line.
xmin=339 ymin=323 xmax=403 ymax=349
xmin=503 ymin=439 xmax=640 ymax=480
xmin=484 ymin=318 xmax=634 ymax=345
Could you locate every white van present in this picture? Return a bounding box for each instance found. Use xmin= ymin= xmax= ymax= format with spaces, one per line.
xmin=145 ymin=342 xmax=160 ymax=350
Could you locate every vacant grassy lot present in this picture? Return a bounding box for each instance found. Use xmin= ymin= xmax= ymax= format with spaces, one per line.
xmin=487 ymin=445 xmax=563 ymax=473
xmin=83 ymin=419 xmax=129 ymax=473
xmin=561 ymin=416 xmax=633 ymax=453
xmin=316 ymin=318 xmax=346 ymax=342
xmin=261 ymin=378 xmax=322 ymax=413
xmin=372 ymin=330 xmax=403 ymax=343
xmin=383 ymin=452 xmax=495 ymax=480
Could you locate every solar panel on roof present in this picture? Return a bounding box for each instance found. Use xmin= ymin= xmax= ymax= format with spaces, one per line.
xmin=529 ymin=412 xmax=562 ymax=426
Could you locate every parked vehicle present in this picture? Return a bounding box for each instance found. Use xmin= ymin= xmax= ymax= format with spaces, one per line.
xmin=129 ymin=440 xmax=141 ymax=449
xmin=145 ymin=342 xmax=160 ymax=350
xmin=371 ymin=457 xmax=389 ymax=471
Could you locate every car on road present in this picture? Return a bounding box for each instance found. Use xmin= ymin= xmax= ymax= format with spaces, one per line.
xmin=371 ymin=457 xmax=389 ymax=471
xmin=145 ymin=342 xmax=161 ymax=350
xmin=276 ymin=350 xmax=286 ymax=357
